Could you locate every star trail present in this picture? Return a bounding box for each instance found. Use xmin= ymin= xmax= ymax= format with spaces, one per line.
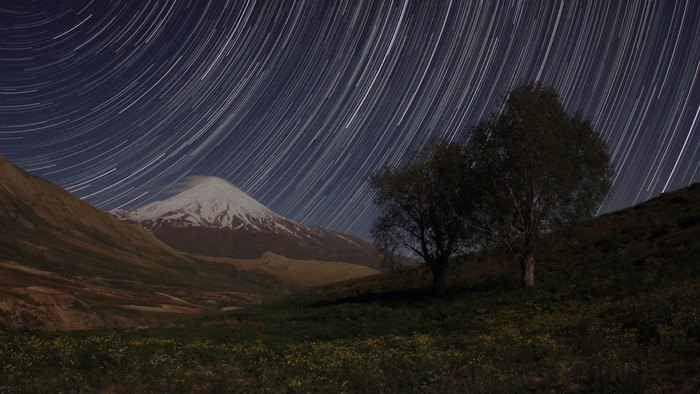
xmin=1 ymin=1 xmax=699 ymax=241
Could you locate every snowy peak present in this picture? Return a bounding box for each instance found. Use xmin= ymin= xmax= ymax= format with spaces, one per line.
xmin=112 ymin=176 xmax=280 ymax=230
xmin=110 ymin=175 xmax=384 ymax=268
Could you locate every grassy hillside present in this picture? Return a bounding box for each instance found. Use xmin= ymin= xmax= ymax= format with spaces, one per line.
xmin=0 ymin=155 xmax=380 ymax=329
xmin=1 ymin=184 xmax=699 ymax=392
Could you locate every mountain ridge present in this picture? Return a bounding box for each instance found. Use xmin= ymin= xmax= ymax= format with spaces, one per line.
xmin=112 ymin=176 xmax=280 ymax=230
xmin=0 ymin=155 xmax=380 ymax=329
xmin=112 ymin=176 xmax=383 ymax=268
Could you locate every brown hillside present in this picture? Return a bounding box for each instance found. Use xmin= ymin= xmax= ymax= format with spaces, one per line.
xmin=0 ymin=155 xmax=379 ymax=329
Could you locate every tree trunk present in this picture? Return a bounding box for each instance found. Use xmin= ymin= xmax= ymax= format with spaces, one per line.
xmin=520 ymin=252 xmax=535 ymax=288
xmin=431 ymin=264 xmax=446 ymax=296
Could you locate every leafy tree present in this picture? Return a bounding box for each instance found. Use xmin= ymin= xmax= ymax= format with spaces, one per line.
xmin=368 ymin=139 xmax=473 ymax=296
xmin=464 ymin=83 xmax=613 ymax=288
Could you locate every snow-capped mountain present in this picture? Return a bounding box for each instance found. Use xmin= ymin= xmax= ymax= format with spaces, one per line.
xmin=113 ymin=176 xmax=284 ymax=231
xmin=112 ymin=176 xmax=382 ymax=268
xmin=0 ymin=156 xmax=379 ymax=329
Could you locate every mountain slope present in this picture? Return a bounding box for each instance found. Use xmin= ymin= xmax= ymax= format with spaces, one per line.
xmin=0 ymin=156 xmax=379 ymax=329
xmin=112 ymin=176 xmax=383 ymax=267
xmin=113 ymin=176 xmax=279 ymax=230
xmin=4 ymin=183 xmax=696 ymax=392
xmin=0 ymin=155 xmax=194 ymax=280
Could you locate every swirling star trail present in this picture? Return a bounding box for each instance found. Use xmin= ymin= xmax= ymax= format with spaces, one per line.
xmin=1 ymin=1 xmax=699 ymax=241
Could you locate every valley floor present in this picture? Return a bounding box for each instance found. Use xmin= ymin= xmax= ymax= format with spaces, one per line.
xmin=2 ymin=184 xmax=699 ymax=392
xmin=2 ymin=259 xmax=698 ymax=392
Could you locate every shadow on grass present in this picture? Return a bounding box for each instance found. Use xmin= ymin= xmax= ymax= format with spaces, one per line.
xmin=310 ymin=287 xmax=432 ymax=309
xmin=310 ymin=272 xmax=519 ymax=310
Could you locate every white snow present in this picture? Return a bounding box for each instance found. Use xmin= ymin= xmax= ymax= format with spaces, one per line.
xmin=121 ymin=176 xmax=281 ymax=229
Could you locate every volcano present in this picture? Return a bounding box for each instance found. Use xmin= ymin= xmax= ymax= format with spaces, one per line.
xmin=0 ymin=157 xmax=380 ymax=329
xmin=112 ymin=177 xmax=382 ymax=268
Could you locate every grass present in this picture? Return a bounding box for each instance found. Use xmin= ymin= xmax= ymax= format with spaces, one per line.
xmin=1 ymin=184 xmax=699 ymax=392
xmin=3 ymin=273 xmax=698 ymax=392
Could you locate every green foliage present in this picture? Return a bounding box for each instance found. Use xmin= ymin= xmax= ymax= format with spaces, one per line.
xmin=2 ymin=272 xmax=698 ymax=392
xmin=465 ymin=83 xmax=613 ymax=287
xmin=1 ymin=184 xmax=698 ymax=392
xmin=368 ymin=84 xmax=613 ymax=291
xmin=368 ymin=138 xmax=473 ymax=295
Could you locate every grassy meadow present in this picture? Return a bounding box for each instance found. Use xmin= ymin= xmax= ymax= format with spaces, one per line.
xmin=1 ymin=184 xmax=699 ymax=392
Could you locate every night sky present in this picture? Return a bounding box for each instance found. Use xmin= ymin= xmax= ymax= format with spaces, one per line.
xmin=1 ymin=1 xmax=699 ymax=242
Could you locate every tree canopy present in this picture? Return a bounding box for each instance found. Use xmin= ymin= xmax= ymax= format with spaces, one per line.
xmin=464 ymin=82 xmax=613 ymax=287
xmin=368 ymin=83 xmax=612 ymax=292
xmin=368 ymin=139 xmax=473 ymax=296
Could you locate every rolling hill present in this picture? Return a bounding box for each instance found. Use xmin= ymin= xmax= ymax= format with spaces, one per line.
xmin=0 ymin=155 xmax=379 ymax=329
xmin=1 ymin=176 xmax=698 ymax=391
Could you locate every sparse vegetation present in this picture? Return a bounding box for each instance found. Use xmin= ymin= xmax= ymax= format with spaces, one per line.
xmin=1 ymin=184 xmax=698 ymax=392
